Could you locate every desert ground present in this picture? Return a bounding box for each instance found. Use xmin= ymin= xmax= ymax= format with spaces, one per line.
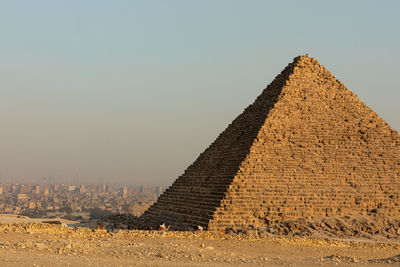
xmin=0 ymin=221 xmax=399 ymax=267
xmin=0 ymin=214 xmax=79 ymax=225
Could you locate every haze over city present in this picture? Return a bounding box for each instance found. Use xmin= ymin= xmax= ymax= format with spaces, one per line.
xmin=1 ymin=0 xmax=399 ymax=186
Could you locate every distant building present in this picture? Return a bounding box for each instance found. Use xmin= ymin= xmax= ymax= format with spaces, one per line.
xmin=17 ymin=193 xmax=27 ymax=200
xmin=0 ymin=186 xmax=3 ymax=195
xmin=52 ymin=184 xmax=59 ymax=192
xmin=98 ymin=185 xmax=106 ymax=193
xmin=156 ymin=186 xmax=163 ymax=195
xmin=11 ymin=184 xmax=18 ymax=193
xmin=79 ymin=184 xmax=86 ymax=194
xmin=34 ymin=185 xmax=40 ymax=194
xmin=43 ymin=188 xmax=49 ymax=196
xmin=121 ymin=186 xmax=128 ymax=198
xmin=28 ymin=201 xmax=36 ymax=210
xmin=19 ymin=184 xmax=32 ymax=194
xmin=68 ymin=185 xmax=76 ymax=191
xmin=71 ymin=202 xmax=82 ymax=212
xmin=13 ymin=206 xmax=21 ymax=213
xmin=106 ymin=185 xmax=112 ymax=192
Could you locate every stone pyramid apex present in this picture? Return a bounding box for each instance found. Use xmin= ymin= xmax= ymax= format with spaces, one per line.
xmin=289 ymin=54 xmax=331 ymax=72
xmin=272 ymin=54 xmax=347 ymax=92
xmin=139 ymin=55 xmax=400 ymax=232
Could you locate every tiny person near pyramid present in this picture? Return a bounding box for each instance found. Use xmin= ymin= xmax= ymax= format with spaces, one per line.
xmin=138 ymin=55 xmax=400 ymax=232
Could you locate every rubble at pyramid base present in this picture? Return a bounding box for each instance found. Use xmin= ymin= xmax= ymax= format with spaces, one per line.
xmin=103 ymin=213 xmax=400 ymax=240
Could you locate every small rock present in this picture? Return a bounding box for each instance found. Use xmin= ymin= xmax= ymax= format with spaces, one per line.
xmin=206 ymin=246 xmax=214 ymax=250
xmin=397 ymin=228 xmax=400 ymax=235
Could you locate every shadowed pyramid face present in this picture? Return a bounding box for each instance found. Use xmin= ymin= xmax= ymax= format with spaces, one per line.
xmin=139 ymin=55 xmax=400 ymax=231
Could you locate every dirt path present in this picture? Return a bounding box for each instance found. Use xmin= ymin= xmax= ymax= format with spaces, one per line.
xmin=0 ymin=223 xmax=399 ymax=266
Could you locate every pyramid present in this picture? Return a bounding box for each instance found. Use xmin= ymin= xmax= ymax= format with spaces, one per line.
xmin=139 ymin=55 xmax=400 ymax=231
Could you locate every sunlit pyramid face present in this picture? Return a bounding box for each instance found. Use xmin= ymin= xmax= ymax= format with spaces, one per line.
xmin=138 ymin=55 xmax=400 ymax=232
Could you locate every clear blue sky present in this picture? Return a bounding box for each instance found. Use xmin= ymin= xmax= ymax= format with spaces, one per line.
xmin=0 ymin=1 xmax=399 ymax=185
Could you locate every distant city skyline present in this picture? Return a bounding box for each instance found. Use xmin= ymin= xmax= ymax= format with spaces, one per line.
xmin=1 ymin=1 xmax=399 ymax=185
xmin=0 ymin=182 xmax=164 ymax=217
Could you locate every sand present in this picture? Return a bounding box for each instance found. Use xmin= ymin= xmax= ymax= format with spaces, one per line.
xmin=0 ymin=222 xmax=399 ymax=266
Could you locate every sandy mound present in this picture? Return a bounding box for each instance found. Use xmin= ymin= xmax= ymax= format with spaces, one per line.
xmin=0 ymin=214 xmax=79 ymax=225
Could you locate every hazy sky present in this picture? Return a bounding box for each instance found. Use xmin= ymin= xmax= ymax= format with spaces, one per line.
xmin=0 ymin=1 xmax=399 ymax=185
